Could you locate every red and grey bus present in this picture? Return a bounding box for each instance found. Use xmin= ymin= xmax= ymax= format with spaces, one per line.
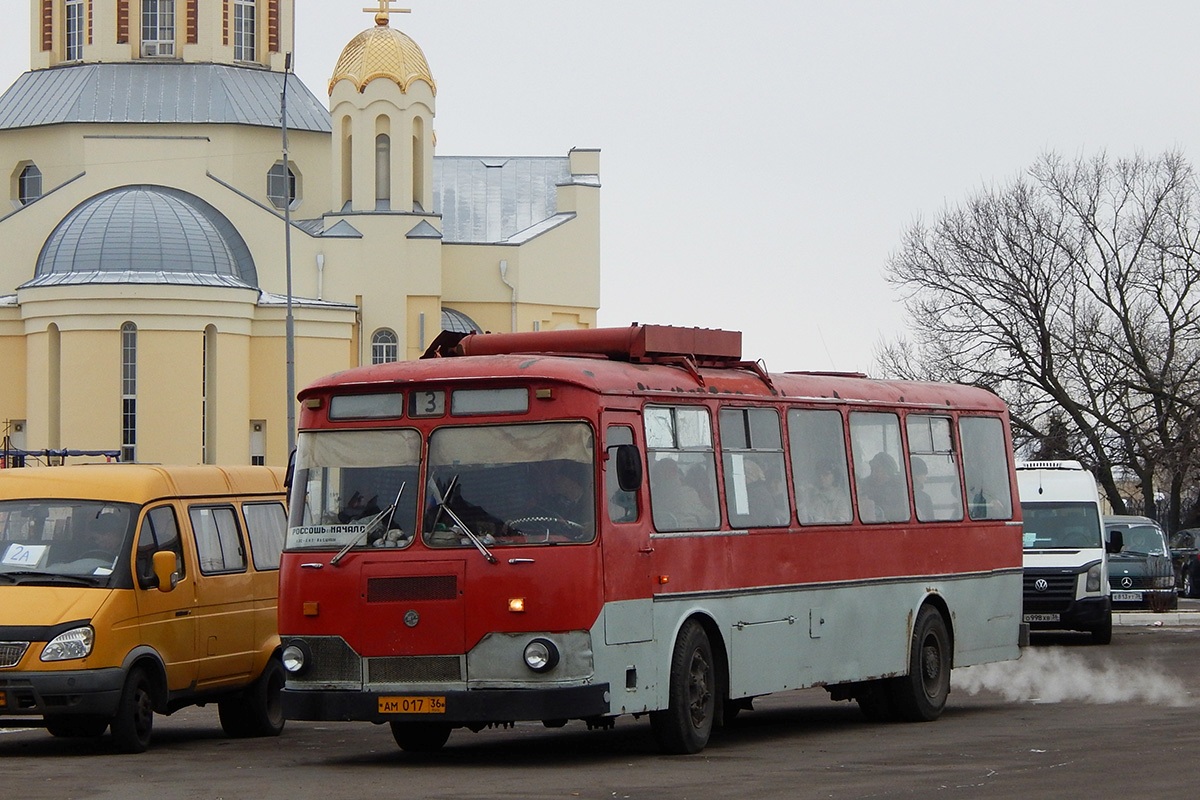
xmin=278 ymin=325 xmax=1022 ymax=754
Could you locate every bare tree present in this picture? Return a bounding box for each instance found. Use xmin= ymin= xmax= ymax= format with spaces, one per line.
xmin=881 ymin=151 xmax=1200 ymax=531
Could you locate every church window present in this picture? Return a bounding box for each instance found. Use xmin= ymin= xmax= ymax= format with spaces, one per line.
xmin=121 ymin=322 xmax=138 ymax=463
xmin=18 ymin=164 xmax=43 ymax=205
xmin=65 ymin=0 xmax=86 ymax=60
xmin=141 ymin=0 xmax=176 ymax=57
xmin=267 ymin=161 xmax=299 ymax=209
xmin=233 ymin=0 xmax=256 ymax=61
xmin=375 ymin=133 xmax=391 ymax=208
xmin=372 ymin=330 xmax=399 ymax=364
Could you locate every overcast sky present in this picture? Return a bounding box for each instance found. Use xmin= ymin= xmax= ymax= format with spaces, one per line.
xmin=4 ymin=1 xmax=1200 ymax=373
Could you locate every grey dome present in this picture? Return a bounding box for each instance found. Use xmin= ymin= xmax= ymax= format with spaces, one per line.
xmin=30 ymin=185 xmax=257 ymax=288
xmin=441 ymin=307 xmax=481 ymax=334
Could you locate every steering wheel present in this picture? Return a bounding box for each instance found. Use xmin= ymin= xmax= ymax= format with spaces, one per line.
xmin=504 ymin=515 xmax=588 ymax=541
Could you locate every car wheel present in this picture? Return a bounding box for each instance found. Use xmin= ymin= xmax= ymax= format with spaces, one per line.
xmin=1185 ymin=568 xmax=1200 ymax=599
xmin=110 ymin=667 xmax=155 ymax=753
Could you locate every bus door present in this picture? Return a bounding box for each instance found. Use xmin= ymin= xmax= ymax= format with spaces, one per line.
xmin=599 ymin=413 xmax=654 ymax=645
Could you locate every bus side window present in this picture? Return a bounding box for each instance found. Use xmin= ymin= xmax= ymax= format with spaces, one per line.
xmin=605 ymin=425 xmax=638 ymax=523
xmin=788 ymin=409 xmax=853 ymax=525
xmin=905 ymin=415 xmax=964 ymax=523
xmin=645 ymin=406 xmax=720 ymax=532
xmin=849 ymin=412 xmax=910 ymax=523
xmin=959 ymin=416 xmax=1014 ymax=520
xmin=719 ymin=407 xmax=789 ymax=528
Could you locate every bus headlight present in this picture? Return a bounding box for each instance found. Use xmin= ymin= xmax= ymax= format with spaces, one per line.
xmin=522 ymin=638 xmax=560 ymax=673
xmin=41 ymin=626 xmax=94 ymax=662
xmin=1086 ymin=564 xmax=1102 ymax=592
xmin=282 ymin=641 xmax=310 ymax=675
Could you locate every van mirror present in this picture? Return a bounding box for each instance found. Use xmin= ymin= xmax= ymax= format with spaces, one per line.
xmin=1106 ymin=529 xmax=1123 ymax=554
xmin=152 ymin=550 xmax=179 ymax=593
xmin=613 ymin=444 xmax=643 ymax=492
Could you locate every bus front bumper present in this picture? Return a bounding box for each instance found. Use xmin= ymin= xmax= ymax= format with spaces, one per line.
xmin=282 ymin=683 xmax=612 ymax=724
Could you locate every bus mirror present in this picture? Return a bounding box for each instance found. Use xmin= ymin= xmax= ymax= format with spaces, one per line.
xmin=1106 ymin=529 xmax=1123 ymax=554
xmin=152 ymin=550 xmax=179 ymax=593
xmin=613 ymin=444 xmax=643 ymax=492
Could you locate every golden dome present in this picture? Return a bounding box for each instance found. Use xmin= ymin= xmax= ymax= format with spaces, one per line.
xmin=329 ymin=19 xmax=436 ymax=96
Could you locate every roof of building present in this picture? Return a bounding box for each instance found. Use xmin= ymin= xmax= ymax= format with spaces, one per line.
xmin=0 ymin=63 xmax=331 ymax=132
xmin=26 ymin=185 xmax=258 ymax=289
xmin=329 ymin=18 xmax=436 ymax=95
xmin=433 ymin=156 xmax=571 ymax=244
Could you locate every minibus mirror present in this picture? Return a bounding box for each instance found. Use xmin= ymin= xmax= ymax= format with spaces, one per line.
xmin=152 ymin=550 xmax=179 ymax=593
xmin=1106 ymin=530 xmax=1123 ymax=554
xmin=613 ymin=444 xmax=643 ymax=492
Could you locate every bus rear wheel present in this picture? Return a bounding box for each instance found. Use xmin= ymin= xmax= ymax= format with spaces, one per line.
xmin=389 ymin=721 xmax=452 ymax=752
xmin=890 ymin=605 xmax=951 ymax=722
xmin=650 ymin=620 xmax=716 ymax=754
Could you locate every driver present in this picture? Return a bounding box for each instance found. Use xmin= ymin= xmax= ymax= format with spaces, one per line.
xmin=80 ymin=513 xmax=126 ymax=562
xmin=543 ymin=467 xmax=591 ymax=525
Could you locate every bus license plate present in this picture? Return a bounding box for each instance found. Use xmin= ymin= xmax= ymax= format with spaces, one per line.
xmin=1112 ymin=591 xmax=1142 ymax=602
xmin=379 ymin=696 xmax=446 ymax=714
xmin=0 ymin=692 xmax=6 ymax=708
xmin=1023 ymin=613 xmax=1060 ymax=623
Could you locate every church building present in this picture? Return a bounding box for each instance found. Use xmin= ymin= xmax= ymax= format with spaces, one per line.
xmin=0 ymin=0 xmax=601 ymax=467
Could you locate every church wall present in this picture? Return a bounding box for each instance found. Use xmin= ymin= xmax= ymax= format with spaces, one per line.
xmin=137 ymin=329 xmax=204 ymax=463
xmin=0 ymin=322 xmax=27 ymax=433
xmin=58 ymin=327 xmax=121 ymax=454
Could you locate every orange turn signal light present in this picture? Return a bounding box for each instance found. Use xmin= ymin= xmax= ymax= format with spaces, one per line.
xmin=508 ymin=597 xmax=526 ymax=613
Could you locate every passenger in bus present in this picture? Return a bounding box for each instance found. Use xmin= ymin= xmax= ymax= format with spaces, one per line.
xmin=650 ymin=458 xmax=706 ymax=530
xmin=911 ymin=457 xmax=936 ymax=521
xmin=801 ymin=461 xmax=851 ymax=524
xmin=860 ymin=452 xmax=908 ymax=522
xmin=338 ymin=490 xmax=380 ymax=524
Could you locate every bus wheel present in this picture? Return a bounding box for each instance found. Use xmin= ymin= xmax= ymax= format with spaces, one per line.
xmin=110 ymin=667 xmax=155 ymax=753
xmin=891 ymin=606 xmax=951 ymax=722
xmin=650 ymin=620 xmax=716 ymax=754
xmin=389 ymin=721 xmax=452 ymax=752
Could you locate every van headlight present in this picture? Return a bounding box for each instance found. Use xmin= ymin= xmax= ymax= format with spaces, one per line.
xmin=1086 ymin=564 xmax=1103 ymax=593
xmin=41 ymin=626 xmax=95 ymax=662
xmin=522 ymin=638 xmax=560 ymax=673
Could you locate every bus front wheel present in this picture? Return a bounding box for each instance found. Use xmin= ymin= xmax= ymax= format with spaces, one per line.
xmin=891 ymin=605 xmax=951 ymax=722
xmin=650 ymin=620 xmax=716 ymax=754
xmin=389 ymin=721 xmax=452 ymax=752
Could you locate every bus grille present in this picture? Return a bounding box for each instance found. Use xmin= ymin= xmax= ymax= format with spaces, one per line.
xmin=0 ymin=642 xmax=29 ymax=669
xmin=298 ymin=636 xmax=363 ymax=683
xmin=366 ymin=656 xmax=463 ymax=683
xmin=367 ymin=575 xmax=458 ymax=602
xmin=1022 ymin=571 xmax=1078 ymax=612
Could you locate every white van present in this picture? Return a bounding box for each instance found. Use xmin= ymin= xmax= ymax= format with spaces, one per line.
xmin=1016 ymin=460 xmax=1121 ymax=644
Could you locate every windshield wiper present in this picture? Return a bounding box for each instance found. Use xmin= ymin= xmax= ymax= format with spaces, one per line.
xmin=330 ymin=482 xmax=405 ymax=566
xmin=428 ymin=473 xmax=496 ymax=564
xmin=0 ymin=571 xmax=103 ymax=587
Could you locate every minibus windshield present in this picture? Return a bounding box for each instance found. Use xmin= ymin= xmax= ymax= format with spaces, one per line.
xmin=0 ymin=500 xmax=136 ymax=581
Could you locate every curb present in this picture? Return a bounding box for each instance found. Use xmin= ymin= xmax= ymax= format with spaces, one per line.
xmin=1113 ymin=610 xmax=1200 ymax=627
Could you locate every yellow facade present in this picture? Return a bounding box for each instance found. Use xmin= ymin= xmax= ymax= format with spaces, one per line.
xmin=0 ymin=1 xmax=600 ymax=467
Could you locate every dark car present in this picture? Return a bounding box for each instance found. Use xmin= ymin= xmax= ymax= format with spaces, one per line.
xmin=1169 ymin=527 xmax=1200 ymax=597
xmin=1103 ymin=515 xmax=1177 ymax=611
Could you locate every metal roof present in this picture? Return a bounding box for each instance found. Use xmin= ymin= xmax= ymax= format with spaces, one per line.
xmin=433 ymin=156 xmax=570 ymax=244
xmin=0 ymin=63 xmax=331 ymax=132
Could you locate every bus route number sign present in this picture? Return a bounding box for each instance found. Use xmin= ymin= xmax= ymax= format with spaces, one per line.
xmin=379 ymin=695 xmax=446 ymax=714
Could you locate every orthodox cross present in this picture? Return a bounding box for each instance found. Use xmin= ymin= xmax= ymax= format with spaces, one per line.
xmin=364 ymin=1 xmax=411 ymax=24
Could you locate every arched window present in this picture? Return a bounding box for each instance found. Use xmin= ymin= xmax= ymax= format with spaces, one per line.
xmin=267 ymin=161 xmax=298 ymax=209
xmin=18 ymin=164 xmax=42 ymax=205
xmin=203 ymin=325 xmax=217 ymax=463
xmin=340 ymin=117 xmax=353 ymax=210
xmin=372 ymin=329 xmax=399 ymax=364
xmin=121 ymin=322 xmax=138 ymax=462
xmin=375 ymin=133 xmax=391 ymax=208
xmin=412 ymin=117 xmax=425 ymax=209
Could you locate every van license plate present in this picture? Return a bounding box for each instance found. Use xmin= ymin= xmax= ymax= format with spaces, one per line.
xmin=0 ymin=692 xmax=6 ymax=708
xmin=1112 ymin=591 xmax=1142 ymax=602
xmin=1023 ymin=613 xmax=1060 ymax=622
xmin=379 ymin=696 xmax=446 ymax=714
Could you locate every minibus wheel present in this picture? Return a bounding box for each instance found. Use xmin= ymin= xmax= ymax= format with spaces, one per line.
xmin=650 ymin=619 xmax=715 ymax=754
xmin=219 ymin=657 xmax=286 ymax=737
xmin=110 ymin=667 xmax=155 ymax=753
xmin=390 ymin=721 xmax=452 ymax=752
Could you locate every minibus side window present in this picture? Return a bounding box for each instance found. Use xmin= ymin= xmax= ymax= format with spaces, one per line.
xmin=189 ymin=506 xmax=247 ymax=575
xmin=136 ymin=505 xmax=185 ymax=589
xmin=243 ymin=502 xmax=287 ymax=570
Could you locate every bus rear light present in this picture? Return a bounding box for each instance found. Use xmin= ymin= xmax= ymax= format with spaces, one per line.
xmin=303 ymin=602 xmax=319 ymax=616
xmin=658 ymin=575 xmax=670 ymax=585
xmin=523 ymin=638 xmax=559 ymax=672
xmin=508 ymin=598 xmax=526 ymax=613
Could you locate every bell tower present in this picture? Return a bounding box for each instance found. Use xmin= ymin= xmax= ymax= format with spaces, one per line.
xmin=30 ymin=0 xmax=295 ymax=72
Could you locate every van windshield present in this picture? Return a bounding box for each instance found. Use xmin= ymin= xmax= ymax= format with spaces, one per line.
xmin=0 ymin=500 xmax=136 ymax=584
xmin=1021 ymin=502 xmax=1102 ymax=549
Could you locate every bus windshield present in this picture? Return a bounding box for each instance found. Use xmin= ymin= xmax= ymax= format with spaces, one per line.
xmin=1021 ymin=502 xmax=1102 ymax=549
xmin=287 ymin=428 xmax=422 ymax=551
xmin=424 ymin=421 xmax=596 ymax=547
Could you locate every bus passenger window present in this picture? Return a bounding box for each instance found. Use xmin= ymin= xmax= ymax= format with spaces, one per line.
xmin=605 ymin=425 xmax=638 ymax=523
xmin=850 ymin=412 xmax=910 ymax=523
xmin=959 ymin=416 xmax=1014 ymax=520
xmin=645 ymin=406 xmax=720 ymax=532
xmin=905 ymin=415 xmax=964 ymax=523
xmin=788 ymin=409 xmax=853 ymax=525
xmin=720 ymin=408 xmax=789 ymax=528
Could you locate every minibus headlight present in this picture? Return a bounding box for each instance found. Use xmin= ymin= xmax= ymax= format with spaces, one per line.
xmin=41 ymin=626 xmax=95 ymax=662
xmin=282 ymin=642 xmax=309 ymax=674
xmin=522 ymin=638 xmax=559 ymax=673
xmin=1086 ymin=563 xmax=1102 ymax=593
